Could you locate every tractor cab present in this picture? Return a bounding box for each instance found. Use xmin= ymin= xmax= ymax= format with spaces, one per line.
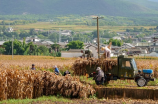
xmin=117 ymin=55 xmax=138 ymax=79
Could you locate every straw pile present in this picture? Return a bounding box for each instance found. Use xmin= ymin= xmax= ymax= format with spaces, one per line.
xmin=0 ymin=68 xmax=95 ymax=101
xmin=72 ymin=58 xmax=117 ymax=75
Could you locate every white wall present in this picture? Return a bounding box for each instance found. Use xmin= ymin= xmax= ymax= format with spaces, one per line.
xmin=61 ymin=52 xmax=82 ymax=58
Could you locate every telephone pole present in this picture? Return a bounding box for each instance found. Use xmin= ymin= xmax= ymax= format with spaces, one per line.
xmin=93 ymin=17 xmax=103 ymax=59
xmin=59 ymin=28 xmax=61 ymax=43
xmin=12 ymin=35 xmax=14 ymax=59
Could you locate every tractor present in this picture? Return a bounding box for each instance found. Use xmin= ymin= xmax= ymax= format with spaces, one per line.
xmin=88 ymin=55 xmax=155 ymax=87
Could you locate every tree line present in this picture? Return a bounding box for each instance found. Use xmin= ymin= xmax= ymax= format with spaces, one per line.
xmin=0 ymin=39 xmax=85 ymax=56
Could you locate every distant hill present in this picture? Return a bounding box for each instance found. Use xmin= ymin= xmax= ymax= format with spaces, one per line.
xmin=1 ymin=0 xmax=158 ymax=17
xmin=148 ymin=0 xmax=158 ymax=2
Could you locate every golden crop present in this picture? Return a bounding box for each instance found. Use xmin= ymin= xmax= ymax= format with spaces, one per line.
xmin=0 ymin=68 xmax=95 ymax=101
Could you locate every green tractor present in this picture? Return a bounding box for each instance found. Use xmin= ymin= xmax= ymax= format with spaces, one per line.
xmin=88 ymin=55 xmax=155 ymax=87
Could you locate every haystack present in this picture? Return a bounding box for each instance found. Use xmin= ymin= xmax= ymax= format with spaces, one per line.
xmin=0 ymin=69 xmax=95 ymax=101
xmin=72 ymin=58 xmax=117 ymax=76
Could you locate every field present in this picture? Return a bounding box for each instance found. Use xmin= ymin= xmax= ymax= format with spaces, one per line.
xmin=12 ymin=22 xmax=156 ymax=32
xmin=1 ymin=55 xmax=158 ymax=103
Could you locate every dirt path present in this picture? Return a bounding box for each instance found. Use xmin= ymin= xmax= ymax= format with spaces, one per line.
xmin=31 ymin=99 xmax=158 ymax=104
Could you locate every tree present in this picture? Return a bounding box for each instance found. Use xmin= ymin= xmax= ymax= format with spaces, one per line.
xmin=156 ymin=26 xmax=158 ymax=32
xmin=67 ymin=40 xmax=84 ymax=50
xmin=107 ymin=38 xmax=123 ymax=46
xmin=19 ymin=31 xmax=29 ymax=38
xmin=51 ymin=44 xmax=60 ymax=52
xmin=92 ymin=30 xmax=103 ymax=38
xmin=48 ymin=33 xmax=59 ymax=42
xmin=37 ymin=45 xmax=49 ymax=55
xmin=3 ymin=39 xmax=25 ymax=55
xmin=2 ymin=25 xmax=6 ymax=32
xmin=123 ymin=38 xmax=132 ymax=43
xmin=0 ymin=47 xmax=4 ymax=54
xmin=29 ymin=28 xmax=36 ymax=36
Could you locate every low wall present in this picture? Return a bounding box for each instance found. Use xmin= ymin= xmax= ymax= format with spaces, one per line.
xmin=61 ymin=52 xmax=82 ymax=57
xmin=96 ymin=87 xmax=158 ymax=100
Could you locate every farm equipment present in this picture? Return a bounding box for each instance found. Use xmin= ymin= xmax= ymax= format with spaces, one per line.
xmin=73 ymin=55 xmax=155 ymax=87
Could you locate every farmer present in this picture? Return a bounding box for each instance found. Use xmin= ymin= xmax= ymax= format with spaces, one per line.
xmin=63 ymin=70 xmax=71 ymax=76
xmin=101 ymin=42 xmax=112 ymax=59
xmin=95 ymin=67 xmax=105 ymax=85
xmin=81 ymin=50 xmax=85 ymax=59
xmin=101 ymin=46 xmax=111 ymax=58
xmin=54 ymin=65 xmax=60 ymax=75
xmin=31 ymin=64 xmax=36 ymax=70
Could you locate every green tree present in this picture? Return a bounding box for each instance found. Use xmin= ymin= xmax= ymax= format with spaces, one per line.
xmin=48 ymin=33 xmax=59 ymax=42
xmin=107 ymin=38 xmax=123 ymax=46
xmin=123 ymin=38 xmax=132 ymax=43
xmin=2 ymin=25 xmax=6 ymax=32
xmin=51 ymin=44 xmax=60 ymax=52
xmin=37 ymin=45 xmax=49 ymax=55
xmin=0 ymin=47 xmax=4 ymax=54
xmin=67 ymin=40 xmax=84 ymax=50
xmin=29 ymin=28 xmax=36 ymax=36
xmin=3 ymin=39 xmax=25 ymax=55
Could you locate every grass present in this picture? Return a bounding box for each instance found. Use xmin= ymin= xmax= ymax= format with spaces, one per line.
xmin=12 ymin=22 xmax=156 ymax=32
xmin=0 ymin=96 xmax=73 ymax=104
xmin=79 ymin=76 xmax=96 ymax=85
xmin=79 ymin=75 xmax=158 ymax=89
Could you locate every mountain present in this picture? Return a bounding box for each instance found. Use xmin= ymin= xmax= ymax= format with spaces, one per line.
xmin=148 ymin=0 xmax=158 ymax=2
xmin=0 ymin=0 xmax=158 ymax=17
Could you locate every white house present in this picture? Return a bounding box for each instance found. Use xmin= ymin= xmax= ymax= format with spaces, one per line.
xmin=7 ymin=27 xmax=13 ymax=32
xmin=113 ymin=36 xmax=121 ymax=40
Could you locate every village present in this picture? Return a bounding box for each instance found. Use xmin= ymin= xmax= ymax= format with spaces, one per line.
xmin=1 ymin=27 xmax=158 ymax=58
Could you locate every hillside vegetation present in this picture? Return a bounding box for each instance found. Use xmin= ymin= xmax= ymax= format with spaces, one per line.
xmin=0 ymin=0 xmax=158 ymax=17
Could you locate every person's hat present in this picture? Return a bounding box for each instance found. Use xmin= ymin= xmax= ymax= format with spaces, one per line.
xmin=101 ymin=47 xmax=105 ymax=51
xmin=96 ymin=67 xmax=101 ymax=71
xmin=53 ymin=65 xmax=57 ymax=68
xmin=32 ymin=64 xmax=35 ymax=66
xmin=138 ymin=70 xmax=141 ymax=73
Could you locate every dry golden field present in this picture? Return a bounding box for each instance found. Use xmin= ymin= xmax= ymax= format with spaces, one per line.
xmin=13 ymin=22 xmax=156 ymax=32
xmin=0 ymin=55 xmax=158 ymax=102
xmin=0 ymin=55 xmax=76 ymax=72
xmin=0 ymin=55 xmax=158 ymax=77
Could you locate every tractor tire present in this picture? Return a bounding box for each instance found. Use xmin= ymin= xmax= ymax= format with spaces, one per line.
xmin=137 ymin=78 xmax=146 ymax=87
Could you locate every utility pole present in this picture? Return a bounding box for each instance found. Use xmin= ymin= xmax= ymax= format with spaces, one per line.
xmin=93 ymin=17 xmax=103 ymax=59
xmin=12 ymin=35 xmax=14 ymax=59
xmin=48 ymin=30 xmax=49 ymax=37
xmin=59 ymin=28 xmax=61 ymax=43
xmin=71 ymin=36 xmax=73 ymax=41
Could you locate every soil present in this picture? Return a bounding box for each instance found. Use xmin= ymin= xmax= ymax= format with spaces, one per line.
xmin=31 ymin=99 xmax=158 ymax=104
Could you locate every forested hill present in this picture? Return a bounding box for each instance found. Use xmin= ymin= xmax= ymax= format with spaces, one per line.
xmin=1 ymin=0 xmax=158 ymax=17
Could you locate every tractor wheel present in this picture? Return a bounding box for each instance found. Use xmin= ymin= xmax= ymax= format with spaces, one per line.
xmin=137 ymin=78 xmax=146 ymax=87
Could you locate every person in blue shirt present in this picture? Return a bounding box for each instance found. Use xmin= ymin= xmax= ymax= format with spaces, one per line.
xmin=54 ymin=65 xmax=59 ymax=75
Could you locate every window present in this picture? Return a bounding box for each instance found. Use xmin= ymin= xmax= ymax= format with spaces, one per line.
xmin=122 ymin=60 xmax=131 ymax=67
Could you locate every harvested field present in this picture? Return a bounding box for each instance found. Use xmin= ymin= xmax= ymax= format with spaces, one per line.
xmin=0 ymin=68 xmax=95 ymax=101
xmin=136 ymin=59 xmax=158 ymax=78
xmin=1 ymin=55 xmax=158 ymax=102
xmin=0 ymin=55 xmax=76 ymax=72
